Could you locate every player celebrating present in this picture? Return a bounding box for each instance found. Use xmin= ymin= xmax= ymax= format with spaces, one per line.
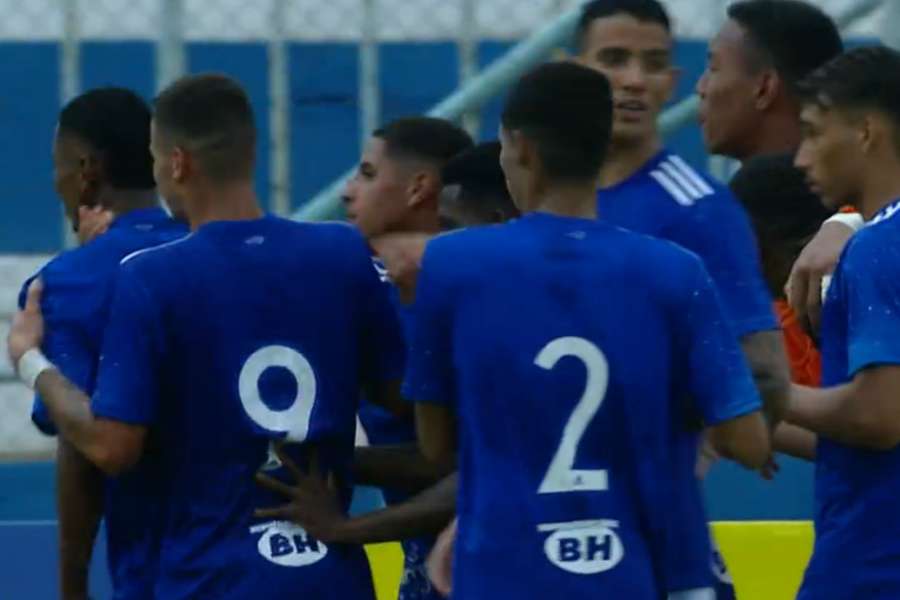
xmin=573 ymin=0 xmax=786 ymax=595
xmin=785 ymin=46 xmax=900 ymax=599
xmin=343 ymin=116 xmax=471 ymax=600
xmin=406 ymin=61 xmax=769 ymax=599
xmin=7 ymin=73 xmax=403 ymax=599
xmin=20 ymin=88 xmax=187 ymax=599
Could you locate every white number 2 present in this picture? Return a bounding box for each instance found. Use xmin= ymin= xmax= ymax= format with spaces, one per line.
xmin=535 ymin=337 xmax=609 ymax=494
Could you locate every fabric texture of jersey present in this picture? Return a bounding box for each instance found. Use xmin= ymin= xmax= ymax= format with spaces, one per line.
xmin=90 ymin=216 xmax=404 ymax=600
xmin=800 ymin=198 xmax=900 ymax=600
xmin=404 ymin=213 xmax=761 ymax=599
xmin=19 ymin=207 xmax=186 ymax=600
xmin=597 ymin=150 xmax=774 ymax=593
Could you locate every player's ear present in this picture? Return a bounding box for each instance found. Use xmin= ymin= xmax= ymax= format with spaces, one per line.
xmin=77 ymin=153 xmax=103 ymax=207
xmin=406 ymin=170 xmax=438 ymax=209
xmin=754 ymin=69 xmax=780 ymax=111
xmin=171 ymin=146 xmax=188 ymax=183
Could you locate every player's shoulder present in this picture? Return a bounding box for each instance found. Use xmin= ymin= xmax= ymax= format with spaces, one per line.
xmin=843 ymin=201 xmax=900 ymax=269
xmin=423 ymin=223 xmax=507 ymax=264
xmin=643 ymin=151 xmax=740 ymax=211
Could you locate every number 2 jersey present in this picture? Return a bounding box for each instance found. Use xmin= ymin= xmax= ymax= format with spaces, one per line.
xmin=90 ymin=216 xmax=404 ymax=599
xmin=404 ymin=213 xmax=762 ymax=598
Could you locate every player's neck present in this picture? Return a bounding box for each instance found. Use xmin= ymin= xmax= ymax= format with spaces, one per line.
xmin=858 ymin=165 xmax=900 ymax=221
xmin=599 ymin=134 xmax=662 ymax=188
xmin=186 ymin=180 xmax=264 ymax=230
xmin=399 ymin=209 xmax=441 ymax=235
xmin=738 ymin=113 xmax=801 ymax=161
xmin=104 ymin=189 xmax=159 ymax=217
xmin=531 ymin=183 xmax=598 ymax=220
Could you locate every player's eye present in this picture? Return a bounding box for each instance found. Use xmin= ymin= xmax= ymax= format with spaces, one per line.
xmin=597 ymin=49 xmax=629 ymax=67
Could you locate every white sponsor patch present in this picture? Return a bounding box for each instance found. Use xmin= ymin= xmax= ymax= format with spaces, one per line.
xmin=250 ymin=520 xmax=329 ymax=567
xmin=539 ymin=519 xmax=624 ymax=575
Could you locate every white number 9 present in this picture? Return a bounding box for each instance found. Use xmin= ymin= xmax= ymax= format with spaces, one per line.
xmin=238 ymin=345 xmax=317 ymax=442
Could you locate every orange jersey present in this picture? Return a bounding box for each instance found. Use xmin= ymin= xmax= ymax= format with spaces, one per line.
xmin=775 ymin=299 xmax=821 ymax=386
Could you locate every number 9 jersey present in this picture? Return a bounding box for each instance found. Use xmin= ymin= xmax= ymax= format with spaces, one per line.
xmin=91 ymin=216 xmax=405 ymax=600
xmin=403 ymin=213 xmax=762 ymax=598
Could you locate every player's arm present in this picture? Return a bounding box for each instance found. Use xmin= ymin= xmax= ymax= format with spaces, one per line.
xmin=258 ymin=453 xmax=457 ymax=545
xmin=677 ymin=257 xmax=770 ymax=469
xmin=8 ymin=280 xmax=146 ymax=475
xmin=772 ymin=422 xmax=817 ymax=461
xmin=786 ymin=241 xmax=900 ymax=451
xmin=739 ymin=330 xmax=791 ymax=427
xmin=353 ymin=443 xmax=445 ymax=492
xmin=57 ymin=438 xmax=104 ymax=600
xmin=788 ymin=368 xmax=900 ymax=450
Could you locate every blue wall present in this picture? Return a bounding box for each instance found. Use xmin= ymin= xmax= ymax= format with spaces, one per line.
xmin=0 ymin=39 xmax=717 ymax=252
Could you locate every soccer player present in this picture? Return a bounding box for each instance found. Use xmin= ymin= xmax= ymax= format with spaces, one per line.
xmin=694 ymin=0 xmax=853 ymax=336
xmin=405 ymin=60 xmax=769 ymax=599
xmin=7 ymin=73 xmax=403 ymax=599
xmin=574 ymin=0 xmax=787 ymax=595
xmin=785 ymin=46 xmax=900 ymax=599
xmin=342 ymin=116 xmax=472 ymax=600
xmin=730 ymin=154 xmax=833 ymax=387
xmin=19 ymin=88 xmax=187 ymax=600
xmin=250 ymin=142 xmax=518 ymax=550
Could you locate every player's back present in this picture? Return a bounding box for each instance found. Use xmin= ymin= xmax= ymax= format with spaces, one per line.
xmin=410 ymin=213 xmax=750 ymax=598
xmin=94 ymin=216 xmax=395 ymax=599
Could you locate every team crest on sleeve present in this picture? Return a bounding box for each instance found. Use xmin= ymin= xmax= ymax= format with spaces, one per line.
xmin=249 ymin=520 xmax=328 ymax=567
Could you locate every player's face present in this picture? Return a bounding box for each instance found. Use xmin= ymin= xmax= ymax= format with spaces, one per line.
xmin=697 ymin=20 xmax=762 ymax=158
xmin=343 ymin=137 xmax=410 ymax=239
xmin=577 ymin=14 xmax=676 ymax=146
xmin=795 ymin=104 xmax=863 ymax=210
xmin=498 ymin=125 xmax=529 ymax=212
xmin=52 ymin=129 xmax=96 ymax=231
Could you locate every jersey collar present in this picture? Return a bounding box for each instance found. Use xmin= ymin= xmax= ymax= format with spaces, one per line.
xmin=109 ymin=206 xmax=170 ymax=231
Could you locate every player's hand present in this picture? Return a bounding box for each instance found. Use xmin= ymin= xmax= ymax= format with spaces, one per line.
xmin=786 ymin=220 xmax=855 ymax=336
xmin=7 ymin=278 xmax=45 ymax=366
xmin=76 ymin=205 xmax=114 ymax=245
xmin=371 ymin=233 xmax=431 ymax=304
xmin=427 ymin=517 xmax=457 ymax=597
xmin=254 ymin=445 xmax=346 ymax=543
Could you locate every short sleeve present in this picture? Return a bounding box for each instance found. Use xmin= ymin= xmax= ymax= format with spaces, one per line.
xmin=664 ymin=190 xmax=777 ymax=338
xmin=842 ymin=235 xmax=900 ymax=375
xmin=402 ymin=241 xmax=456 ymax=406
xmin=675 ymin=254 xmax=762 ymax=425
xmin=91 ymin=265 xmax=164 ymax=425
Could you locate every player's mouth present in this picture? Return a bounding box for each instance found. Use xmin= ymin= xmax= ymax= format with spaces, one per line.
xmin=805 ymin=178 xmax=822 ymax=195
xmin=616 ymin=100 xmax=648 ymax=121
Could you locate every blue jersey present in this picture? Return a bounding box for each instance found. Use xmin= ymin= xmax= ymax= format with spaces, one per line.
xmin=800 ymin=199 xmax=900 ymax=600
xmin=404 ymin=213 xmax=761 ymax=599
xmin=357 ymin=265 xmax=440 ymax=600
xmin=90 ymin=216 xmax=404 ymax=600
xmin=20 ymin=207 xmax=186 ymax=599
xmin=598 ymin=150 xmax=775 ymax=592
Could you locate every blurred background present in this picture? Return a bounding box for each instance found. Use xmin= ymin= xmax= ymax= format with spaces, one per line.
xmin=0 ymin=1 xmax=897 ymax=597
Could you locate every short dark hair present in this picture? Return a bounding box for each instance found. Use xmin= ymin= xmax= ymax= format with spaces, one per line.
xmin=576 ymin=0 xmax=670 ymax=50
xmin=441 ymin=142 xmax=515 ymax=219
xmin=58 ymin=87 xmax=155 ymax=189
xmin=501 ymin=62 xmax=613 ymax=182
xmin=728 ymin=0 xmax=843 ymax=92
xmin=154 ymin=73 xmax=256 ymax=181
xmin=730 ymin=153 xmax=833 ymax=245
xmin=373 ymin=117 xmax=474 ymax=167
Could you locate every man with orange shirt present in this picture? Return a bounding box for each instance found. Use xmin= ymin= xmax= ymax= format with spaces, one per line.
xmin=730 ymin=153 xmax=833 ymax=387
